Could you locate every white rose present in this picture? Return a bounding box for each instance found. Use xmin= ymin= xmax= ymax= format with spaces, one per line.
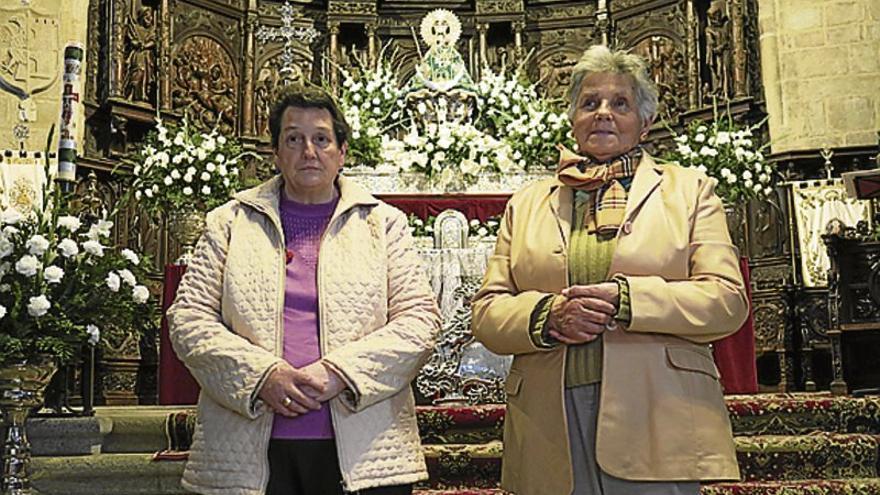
xmin=43 ymin=265 xmax=64 ymax=284
xmin=173 ymin=134 xmax=185 ymax=146
xmin=121 ymin=248 xmax=140 ymax=265
xmin=744 ymin=178 xmax=753 ymax=188
xmin=1 ymin=208 xmax=23 ymax=225
xmin=164 ymin=176 xmax=173 ymax=186
xmin=171 ymin=169 xmax=181 ymax=179
xmin=58 ymin=239 xmax=79 ymax=258
xmin=201 ymin=137 xmax=216 ymax=152
xmin=0 ymin=305 xmax=5 ymax=319
xmin=144 ymin=188 xmax=154 ymax=198
xmin=27 ymin=295 xmax=50 ymax=317
xmin=742 ymin=170 xmax=753 ymax=180
xmin=0 ymin=238 xmax=11 ymax=258
xmin=196 ymin=149 xmax=208 ymax=161
xmin=83 ymin=240 xmax=105 ymax=257
xmin=183 ymin=187 xmax=193 ymax=196
xmin=183 ymin=174 xmax=193 ymax=183
xmin=57 ymin=215 xmax=82 ymax=232
xmin=15 ymin=255 xmax=41 ymax=276
xmin=694 ymin=133 xmax=706 ymax=143
xmin=200 ymin=172 xmax=211 ymax=181
xmin=699 ymin=146 xmax=718 ymax=157
xmin=726 ymin=174 xmax=736 ymax=184
xmin=94 ymin=220 xmax=113 ymax=237
xmin=118 ymin=268 xmax=137 ymax=287
xmin=201 ymin=186 xmax=211 ymax=195
xmin=106 ymin=272 xmax=120 ymax=292
xmin=217 ymin=165 xmax=228 ymax=176
xmin=132 ymin=285 xmax=150 ymax=304
xmin=206 ymin=163 xmax=216 ymax=172
xmin=187 ymin=166 xmax=197 ymax=176
xmin=86 ymin=324 xmax=100 ymax=346
xmin=214 ymin=154 xmax=225 ymax=163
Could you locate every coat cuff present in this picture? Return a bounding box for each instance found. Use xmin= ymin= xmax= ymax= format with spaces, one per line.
xmin=529 ymin=294 xmax=562 ymax=348
xmin=612 ymin=275 xmax=632 ymax=327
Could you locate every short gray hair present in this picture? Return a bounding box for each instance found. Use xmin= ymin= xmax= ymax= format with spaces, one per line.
xmin=567 ymin=45 xmax=658 ymax=123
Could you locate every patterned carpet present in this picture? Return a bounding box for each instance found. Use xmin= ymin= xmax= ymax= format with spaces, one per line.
xmin=161 ymin=393 xmax=880 ymax=493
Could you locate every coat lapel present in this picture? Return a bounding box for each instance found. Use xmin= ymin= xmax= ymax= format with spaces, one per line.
xmin=621 ymin=153 xmax=663 ymax=225
xmin=548 ymin=182 xmax=573 ymax=250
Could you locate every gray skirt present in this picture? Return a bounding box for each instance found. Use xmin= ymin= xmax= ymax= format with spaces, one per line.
xmin=564 ymin=384 xmax=701 ymax=495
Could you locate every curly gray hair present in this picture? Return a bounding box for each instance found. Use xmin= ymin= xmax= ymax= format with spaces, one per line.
xmin=567 ymin=45 xmax=658 ymax=123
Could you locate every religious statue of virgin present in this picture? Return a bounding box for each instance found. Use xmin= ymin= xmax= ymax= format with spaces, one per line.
xmin=405 ymin=9 xmax=477 ymax=128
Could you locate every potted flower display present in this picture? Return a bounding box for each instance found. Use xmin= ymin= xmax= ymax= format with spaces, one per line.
xmin=124 ymin=115 xmax=254 ymax=262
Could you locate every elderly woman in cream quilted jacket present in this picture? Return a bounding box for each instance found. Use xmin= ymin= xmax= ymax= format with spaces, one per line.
xmin=168 ymin=85 xmax=441 ymax=495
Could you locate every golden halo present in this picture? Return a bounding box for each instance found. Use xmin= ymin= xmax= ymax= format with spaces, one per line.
xmin=419 ymin=9 xmax=461 ymax=47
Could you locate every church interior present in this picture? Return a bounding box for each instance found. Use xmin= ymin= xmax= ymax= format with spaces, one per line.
xmin=2 ymin=0 xmax=880 ymax=493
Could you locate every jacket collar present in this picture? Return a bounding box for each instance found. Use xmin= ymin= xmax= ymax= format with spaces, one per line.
xmin=548 ymin=152 xmax=664 ymax=246
xmin=234 ymin=174 xmax=380 ymax=232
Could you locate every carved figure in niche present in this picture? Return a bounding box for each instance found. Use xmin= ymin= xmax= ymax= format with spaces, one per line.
xmin=635 ymin=36 xmax=686 ymax=121
xmin=704 ymin=2 xmax=731 ymax=101
xmin=537 ymin=52 xmax=577 ymax=100
xmin=123 ymin=7 xmax=157 ymax=103
xmin=486 ymin=45 xmax=511 ymax=72
xmin=254 ymin=65 xmax=281 ymax=136
xmin=404 ymin=9 xmax=477 ymax=128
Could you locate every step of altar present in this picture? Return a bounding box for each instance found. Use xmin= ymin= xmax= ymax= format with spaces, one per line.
xmin=28 ymin=432 xmax=880 ymax=494
xmin=420 ymin=433 xmax=880 ymax=488
xmin=26 ymin=394 xmax=880 ymax=494
xmin=415 ymin=481 xmax=880 ymax=495
xmin=31 ymin=393 xmax=879 ymax=456
xmin=29 ymin=451 xmax=880 ymax=495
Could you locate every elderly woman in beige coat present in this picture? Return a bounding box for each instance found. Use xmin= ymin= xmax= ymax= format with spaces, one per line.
xmin=168 ymin=85 xmax=440 ymax=495
xmin=472 ymin=45 xmax=748 ymax=495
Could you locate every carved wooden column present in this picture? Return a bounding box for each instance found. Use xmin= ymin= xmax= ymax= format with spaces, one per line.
xmin=686 ymin=0 xmax=699 ymax=107
xmin=242 ymin=11 xmax=258 ymax=136
xmin=158 ymin=0 xmax=171 ymax=110
xmin=477 ymin=23 xmax=488 ymax=78
xmin=329 ymin=21 xmax=340 ymax=90
xmin=596 ymin=0 xmax=610 ymax=45
xmin=367 ymin=24 xmax=377 ymax=68
xmin=513 ymin=20 xmax=524 ymax=57
xmin=108 ymin=0 xmax=126 ymax=99
xmin=730 ymin=0 xmax=747 ymax=97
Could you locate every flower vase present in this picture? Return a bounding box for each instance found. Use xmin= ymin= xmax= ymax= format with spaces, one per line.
xmin=167 ymin=210 xmax=206 ymax=266
xmin=0 ymin=356 xmax=57 ymax=495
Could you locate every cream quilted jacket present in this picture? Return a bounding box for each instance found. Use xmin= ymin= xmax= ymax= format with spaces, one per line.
xmin=168 ymin=175 xmax=441 ymax=494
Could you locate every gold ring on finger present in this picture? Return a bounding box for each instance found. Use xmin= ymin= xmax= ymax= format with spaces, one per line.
xmin=281 ymin=396 xmax=292 ymax=407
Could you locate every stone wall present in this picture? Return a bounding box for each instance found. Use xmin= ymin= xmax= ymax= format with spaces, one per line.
xmin=0 ymin=0 xmax=89 ymax=154
xmin=758 ymin=0 xmax=880 ymax=152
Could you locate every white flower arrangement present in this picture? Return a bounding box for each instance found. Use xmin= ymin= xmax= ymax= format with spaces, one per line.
xmin=477 ymin=66 xmax=574 ymax=170
xmin=382 ymin=121 xmax=518 ymax=189
xmin=334 ymin=51 xmax=569 ymax=180
xmin=338 ymin=52 xmax=406 ymax=168
xmin=407 ymin=214 xmax=501 ymax=240
xmin=0 ymin=165 xmax=156 ymax=365
xmin=663 ymin=117 xmax=774 ymax=203
xmin=126 ymin=115 xmax=254 ymax=215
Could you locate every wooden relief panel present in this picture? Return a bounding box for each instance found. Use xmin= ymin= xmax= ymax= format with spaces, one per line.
xmin=171 ymin=35 xmax=239 ymax=133
xmin=631 ymin=35 xmax=687 ymax=122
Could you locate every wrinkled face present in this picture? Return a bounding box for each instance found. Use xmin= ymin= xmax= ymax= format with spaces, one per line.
xmin=571 ymin=73 xmax=652 ymax=161
xmin=273 ymin=106 xmax=346 ymax=201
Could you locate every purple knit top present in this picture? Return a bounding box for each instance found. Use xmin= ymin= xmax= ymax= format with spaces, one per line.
xmin=271 ymin=193 xmax=339 ymax=439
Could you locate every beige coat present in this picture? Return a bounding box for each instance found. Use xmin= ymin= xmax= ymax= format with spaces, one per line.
xmin=472 ymin=154 xmax=748 ymax=495
xmin=168 ymin=175 xmax=441 ymax=495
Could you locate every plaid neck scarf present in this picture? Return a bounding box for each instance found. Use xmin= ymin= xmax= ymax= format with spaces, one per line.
xmin=556 ymin=144 xmax=643 ymax=235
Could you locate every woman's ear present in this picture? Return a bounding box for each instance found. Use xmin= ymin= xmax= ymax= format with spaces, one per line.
xmin=641 ymin=115 xmax=655 ymax=140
